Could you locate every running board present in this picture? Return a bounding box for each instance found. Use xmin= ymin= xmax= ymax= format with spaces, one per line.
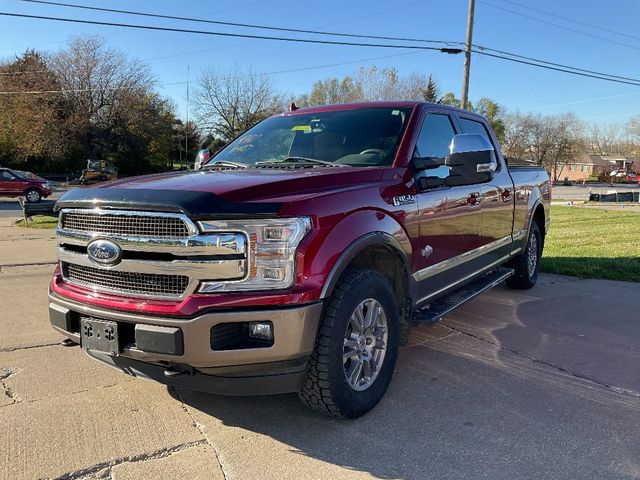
xmin=412 ymin=268 xmax=514 ymax=326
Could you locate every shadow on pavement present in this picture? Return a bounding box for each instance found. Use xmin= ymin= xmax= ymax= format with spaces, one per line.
xmin=172 ymin=328 xmax=640 ymax=479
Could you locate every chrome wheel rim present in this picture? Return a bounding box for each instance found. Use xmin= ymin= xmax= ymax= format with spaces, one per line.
xmin=343 ymin=298 xmax=388 ymax=391
xmin=527 ymin=233 xmax=538 ymax=277
xmin=27 ymin=190 xmax=39 ymax=202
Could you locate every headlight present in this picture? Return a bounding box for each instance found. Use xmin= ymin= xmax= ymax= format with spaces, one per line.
xmin=197 ymin=217 xmax=311 ymax=292
xmin=43 ymin=183 xmax=51 ymax=189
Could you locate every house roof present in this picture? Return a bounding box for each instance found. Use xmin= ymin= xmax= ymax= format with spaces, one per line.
xmin=570 ymin=154 xmax=638 ymax=166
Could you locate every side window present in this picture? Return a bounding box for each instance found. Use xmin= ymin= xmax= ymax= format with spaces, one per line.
xmin=459 ymin=117 xmax=500 ymax=172
xmin=459 ymin=118 xmax=492 ymax=142
xmin=414 ymin=114 xmax=456 ymax=179
xmin=0 ymin=171 xmax=15 ymax=180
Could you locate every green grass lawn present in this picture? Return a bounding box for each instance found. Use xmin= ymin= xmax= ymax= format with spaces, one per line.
xmin=541 ymin=206 xmax=640 ymax=282
xmin=16 ymin=215 xmax=59 ymax=229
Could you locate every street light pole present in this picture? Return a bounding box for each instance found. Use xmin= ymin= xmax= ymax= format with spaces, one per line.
xmin=461 ymin=0 xmax=475 ymax=110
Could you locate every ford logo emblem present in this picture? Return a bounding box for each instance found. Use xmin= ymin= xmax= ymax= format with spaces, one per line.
xmin=87 ymin=239 xmax=122 ymax=266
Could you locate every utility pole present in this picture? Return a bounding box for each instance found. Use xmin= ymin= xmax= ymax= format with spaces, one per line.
xmin=185 ymin=65 xmax=190 ymax=167
xmin=461 ymin=0 xmax=475 ymax=110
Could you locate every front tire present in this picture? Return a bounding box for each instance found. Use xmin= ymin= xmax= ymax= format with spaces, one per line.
xmin=299 ymin=268 xmax=399 ymax=418
xmin=506 ymin=221 xmax=542 ymax=289
xmin=25 ymin=188 xmax=42 ymax=203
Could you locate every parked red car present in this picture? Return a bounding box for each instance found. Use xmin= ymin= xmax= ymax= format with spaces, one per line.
xmin=0 ymin=167 xmax=52 ymax=202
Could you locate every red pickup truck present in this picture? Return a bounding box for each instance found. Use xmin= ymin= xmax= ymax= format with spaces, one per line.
xmin=49 ymin=102 xmax=550 ymax=418
xmin=0 ymin=167 xmax=52 ymax=203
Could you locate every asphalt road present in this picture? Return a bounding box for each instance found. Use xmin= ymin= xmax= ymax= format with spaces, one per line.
xmin=0 ymin=190 xmax=65 ymax=218
xmin=1 ymin=226 xmax=639 ymax=479
xmin=553 ymin=183 xmax=639 ymax=201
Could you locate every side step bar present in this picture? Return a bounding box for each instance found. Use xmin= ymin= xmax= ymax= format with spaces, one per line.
xmin=412 ymin=268 xmax=514 ymax=326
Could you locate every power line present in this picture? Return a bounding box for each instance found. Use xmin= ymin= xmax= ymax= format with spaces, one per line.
xmin=495 ymin=0 xmax=640 ymax=43
xmin=0 ymin=81 xmax=187 ymax=95
xmin=2 ymin=10 xmax=640 ymax=88
xmin=473 ymin=45 xmax=640 ymax=83
xmin=0 ymin=11 xmax=455 ymax=52
xmin=471 ymin=49 xmax=640 ymax=87
xmin=478 ymin=0 xmax=640 ymax=52
xmin=19 ymin=0 xmax=463 ymax=47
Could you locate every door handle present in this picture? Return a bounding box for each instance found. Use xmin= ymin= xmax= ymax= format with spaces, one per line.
xmin=467 ymin=192 xmax=481 ymax=207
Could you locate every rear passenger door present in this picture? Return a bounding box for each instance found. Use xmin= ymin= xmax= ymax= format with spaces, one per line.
xmin=457 ymin=116 xmax=515 ymax=264
xmin=413 ymin=112 xmax=483 ymax=302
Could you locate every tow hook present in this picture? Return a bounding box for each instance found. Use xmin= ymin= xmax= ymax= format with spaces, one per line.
xmin=164 ymin=365 xmax=194 ymax=378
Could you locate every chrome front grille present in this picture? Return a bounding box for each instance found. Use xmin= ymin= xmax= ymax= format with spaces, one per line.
xmin=61 ymin=211 xmax=192 ymax=238
xmin=56 ymin=208 xmax=248 ymax=300
xmin=63 ymin=263 xmax=190 ymax=298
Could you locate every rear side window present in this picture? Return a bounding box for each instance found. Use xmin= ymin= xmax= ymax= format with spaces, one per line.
xmin=459 ymin=118 xmax=492 ymax=142
xmin=459 ymin=117 xmax=500 ymax=171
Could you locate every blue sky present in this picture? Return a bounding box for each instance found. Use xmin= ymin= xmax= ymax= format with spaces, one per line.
xmin=1 ymin=0 xmax=639 ymax=125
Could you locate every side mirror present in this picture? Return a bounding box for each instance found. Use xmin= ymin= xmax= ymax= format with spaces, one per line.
xmin=444 ymin=134 xmax=496 ymax=186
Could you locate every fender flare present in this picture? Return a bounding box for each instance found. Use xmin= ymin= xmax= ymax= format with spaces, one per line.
xmin=320 ymin=231 xmax=411 ymax=299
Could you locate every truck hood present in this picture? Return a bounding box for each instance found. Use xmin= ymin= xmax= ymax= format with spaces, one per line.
xmin=102 ymin=167 xmax=384 ymax=202
xmin=56 ymin=167 xmax=385 ymax=218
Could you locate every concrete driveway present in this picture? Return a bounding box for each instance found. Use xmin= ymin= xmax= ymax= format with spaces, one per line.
xmin=1 ymin=225 xmax=639 ymax=480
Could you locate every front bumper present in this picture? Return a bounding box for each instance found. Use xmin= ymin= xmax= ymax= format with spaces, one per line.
xmin=49 ymin=292 xmax=323 ymax=395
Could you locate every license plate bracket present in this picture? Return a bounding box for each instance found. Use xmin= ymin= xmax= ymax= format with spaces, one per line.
xmin=80 ymin=318 xmax=119 ymax=356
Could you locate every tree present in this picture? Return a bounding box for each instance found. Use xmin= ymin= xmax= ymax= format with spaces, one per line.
xmin=587 ymin=123 xmax=624 ymax=155
xmin=300 ymin=67 xmax=438 ymax=106
xmin=193 ymin=66 xmax=286 ymax=142
xmin=475 ymin=97 xmax=505 ymax=143
xmin=438 ymin=92 xmax=462 ymax=108
xmin=50 ymin=36 xmax=155 ymax=161
xmin=502 ymin=112 xmax=585 ymax=180
xmin=421 ymin=74 xmax=439 ymax=102
xmin=0 ymin=50 xmax=69 ymax=170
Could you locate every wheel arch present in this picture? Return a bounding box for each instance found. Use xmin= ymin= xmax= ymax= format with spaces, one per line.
xmin=320 ymin=231 xmax=412 ymax=301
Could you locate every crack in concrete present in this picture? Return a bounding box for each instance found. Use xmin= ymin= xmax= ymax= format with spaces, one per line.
xmin=0 ymin=342 xmax=60 ymax=352
xmin=49 ymin=440 xmax=208 ymax=480
xmin=0 ymin=378 xmax=133 ymax=410
xmin=443 ymin=323 xmax=640 ymax=399
xmin=172 ymin=387 xmax=230 ymax=480
xmin=0 ymin=367 xmax=17 ymax=404
xmin=0 ymin=261 xmax=58 ymax=272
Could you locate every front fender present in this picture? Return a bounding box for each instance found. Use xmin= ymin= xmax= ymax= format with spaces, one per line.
xmin=305 ymin=209 xmax=412 ymax=298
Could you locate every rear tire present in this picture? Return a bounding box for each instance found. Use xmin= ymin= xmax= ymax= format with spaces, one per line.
xmin=506 ymin=221 xmax=542 ymax=290
xmin=25 ymin=188 xmax=41 ymax=203
xmin=299 ymin=268 xmax=399 ymax=418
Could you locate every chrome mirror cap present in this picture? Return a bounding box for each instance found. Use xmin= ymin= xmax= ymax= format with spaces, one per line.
xmin=449 ymin=133 xmax=494 ymax=155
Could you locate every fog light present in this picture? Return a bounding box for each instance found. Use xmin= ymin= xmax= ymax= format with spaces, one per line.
xmin=249 ymin=321 xmax=273 ymax=340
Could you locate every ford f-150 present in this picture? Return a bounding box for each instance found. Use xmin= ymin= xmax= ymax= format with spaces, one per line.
xmin=49 ymin=101 xmax=550 ymax=418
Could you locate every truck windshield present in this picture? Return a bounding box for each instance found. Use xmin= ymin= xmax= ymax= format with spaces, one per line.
xmin=208 ymin=107 xmax=412 ymax=168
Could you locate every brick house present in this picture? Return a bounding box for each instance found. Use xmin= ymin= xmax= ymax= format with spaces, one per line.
xmin=555 ymin=154 xmax=638 ymax=181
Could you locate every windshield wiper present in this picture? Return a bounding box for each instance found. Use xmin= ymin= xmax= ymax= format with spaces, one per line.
xmin=258 ymin=156 xmax=346 ymax=167
xmin=203 ymin=160 xmax=247 ymax=169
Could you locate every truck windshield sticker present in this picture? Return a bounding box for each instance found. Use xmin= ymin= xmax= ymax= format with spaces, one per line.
xmin=291 ymin=125 xmax=312 ymax=133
